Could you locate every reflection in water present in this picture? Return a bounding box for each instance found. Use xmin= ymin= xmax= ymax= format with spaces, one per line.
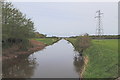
xmin=3 ymin=39 xmax=85 ymax=78
xmin=73 ymin=51 xmax=84 ymax=76
xmin=2 ymin=57 xmax=37 ymax=78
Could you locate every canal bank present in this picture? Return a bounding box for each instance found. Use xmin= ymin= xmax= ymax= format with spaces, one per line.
xmin=65 ymin=38 xmax=89 ymax=78
xmin=3 ymin=39 xmax=83 ymax=78
xmin=2 ymin=38 xmax=60 ymax=62
xmin=66 ymin=38 xmax=118 ymax=78
xmin=2 ymin=39 xmax=46 ymax=62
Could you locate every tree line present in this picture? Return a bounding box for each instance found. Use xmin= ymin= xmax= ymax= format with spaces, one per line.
xmin=2 ymin=2 xmax=35 ymax=39
xmin=70 ymin=35 xmax=119 ymax=39
xmin=2 ymin=2 xmax=41 ymax=49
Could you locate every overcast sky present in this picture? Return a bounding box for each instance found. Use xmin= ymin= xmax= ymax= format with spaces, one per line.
xmin=11 ymin=2 xmax=118 ymax=37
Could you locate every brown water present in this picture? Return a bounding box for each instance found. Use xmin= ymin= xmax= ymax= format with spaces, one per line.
xmin=3 ymin=39 xmax=84 ymax=78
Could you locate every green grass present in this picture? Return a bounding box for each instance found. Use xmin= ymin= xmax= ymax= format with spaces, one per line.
xmin=65 ymin=38 xmax=76 ymax=46
xmin=67 ymin=38 xmax=118 ymax=78
xmin=34 ymin=38 xmax=60 ymax=45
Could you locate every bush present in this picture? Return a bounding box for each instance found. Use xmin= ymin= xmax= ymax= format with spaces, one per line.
xmin=74 ymin=35 xmax=91 ymax=53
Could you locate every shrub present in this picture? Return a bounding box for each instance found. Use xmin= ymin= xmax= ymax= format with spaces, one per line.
xmin=74 ymin=35 xmax=91 ymax=53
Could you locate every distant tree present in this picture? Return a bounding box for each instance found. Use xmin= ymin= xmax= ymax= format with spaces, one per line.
xmin=35 ymin=32 xmax=46 ymax=38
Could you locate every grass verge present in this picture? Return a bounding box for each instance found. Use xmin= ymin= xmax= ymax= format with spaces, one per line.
xmin=67 ymin=38 xmax=118 ymax=78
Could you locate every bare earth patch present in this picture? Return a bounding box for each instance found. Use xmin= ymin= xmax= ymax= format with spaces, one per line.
xmin=80 ymin=56 xmax=89 ymax=78
xmin=2 ymin=40 xmax=46 ymax=61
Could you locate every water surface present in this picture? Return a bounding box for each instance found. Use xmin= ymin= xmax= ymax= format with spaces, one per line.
xmin=3 ymin=39 xmax=83 ymax=78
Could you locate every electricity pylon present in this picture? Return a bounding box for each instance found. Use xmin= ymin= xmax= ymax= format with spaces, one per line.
xmin=95 ymin=10 xmax=104 ymax=39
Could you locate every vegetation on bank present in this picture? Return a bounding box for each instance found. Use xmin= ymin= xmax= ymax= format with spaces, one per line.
xmin=67 ymin=38 xmax=118 ymax=78
xmin=34 ymin=38 xmax=61 ymax=45
xmin=74 ymin=35 xmax=91 ymax=53
xmin=2 ymin=2 xmax=58 ymax=50
xmin=2 ymin=2 xmax=35 ymax=50
xmin=2 ymin=2 xmax=61 ymax=60
xmin=66 ymin=35 xmax=91 ymax=53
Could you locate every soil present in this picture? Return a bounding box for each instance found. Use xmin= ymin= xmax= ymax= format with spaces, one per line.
xmin=80 ymin=56 xmax=89 ymax=78
xmin=2 ymin=40 xmax=46 ymax=62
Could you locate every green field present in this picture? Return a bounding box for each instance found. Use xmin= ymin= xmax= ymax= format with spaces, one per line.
xmin=34 ymin=38 xmax=60 ymax=45
xmin=67 ymin=38 xmax=118 ymax=78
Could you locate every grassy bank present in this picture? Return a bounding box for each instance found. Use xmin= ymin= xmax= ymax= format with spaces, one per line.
xmin=65 ymin=38 xmax=76 ymax=46
xmin=67 ymin=38 xmax=118 ymax=78
xmin=34 ymin=38 xmax=61 ymax=45
xmin=3 ymin=37 xmax=61 ymax=62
